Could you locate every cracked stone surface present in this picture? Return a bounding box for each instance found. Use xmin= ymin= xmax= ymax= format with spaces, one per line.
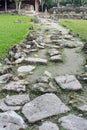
xmin=0 ymin=66 xmax=12 ymax=75
xmin=0 ymin=73 xmax=12 ymax=84
xmin=22 ymin=93 xmax=70 ymax=123
xmin=4 ymin=94 xmax=30 ymax=106
xmin=59 ymin=114 xmax=87 ymax=130
xmin=0 ymin=99 xmax=21 ymax=111
xmin=2 ymin=81 xmax=26 ymax=92
xmin=0 ymin=111 xmax=25 ymax=130
xmin=55 ymin=75 xmax=82 ymax=90
xmin=32 ymin=82 xmax=57 ymax=93
xmin=17 ymin=65 xmax=35 ymax=74
xmin=39 ymin=121 xmax=59 ymax=130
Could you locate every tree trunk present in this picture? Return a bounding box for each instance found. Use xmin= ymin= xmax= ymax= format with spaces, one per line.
xmin=18 ymin=1 xmax=22 ymax=14
xmin=15 ymin=2 xmax=19 ymax=11
xmin=5 ymin=0 xmax=7 ymax=12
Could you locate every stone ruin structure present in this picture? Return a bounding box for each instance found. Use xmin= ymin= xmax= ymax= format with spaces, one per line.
xmin=0 ymin=0 xmax=41 ymax=12
xmin=49 ymin=6 xmax=87 ymax=20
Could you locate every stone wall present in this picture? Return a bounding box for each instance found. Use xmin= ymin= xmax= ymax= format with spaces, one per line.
xmin=49 ymin=6 xmax=87 ymax=19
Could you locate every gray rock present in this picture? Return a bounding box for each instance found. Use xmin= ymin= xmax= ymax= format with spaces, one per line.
xmin=55 ymin=75 xmax=82 ymax=90
xmin=14 ymin=57 xmax=24 ymax=64
xmin=0 ymin=73 xmax=12 ymax=84
xmin=0 ymin=111 xmax=25 ymax=130
xmin=48 ymin=49 xmax=60 ymax=56
xmin=32 ymin=82 xmax=57 ymax=93
xmin=59 ymin=114 xmax=87 ymax=130
xmin=22 ymin=93 xmax=70 ymax=123
xmin=50 ymin=55 xmax=62 ymax=62
xmin=17 ymin=65 xmax=35 ymax=75
xmin=37 ymin=76 xmax=50 ymax=83
xmin=39 ymin=121 xmax=59 ymax=130
xmin=0 ymin=99 xmax=21 ymax=111
xmin=0 ymin=66 xmax=12 ymax=75
xmin=3 ymin=81 xmax=26 ymax=92
xmin=44 ymin=71 xmax=52 ymax=78
xmin=24 ymin=57 xmax=47 ymax=64
xmin=64 ymin=35 xmax=72 ymax=40
xmin=78 ymin=105 xmax=87 ymax=112
xmin=85 ymin=65 xmax=87 ymax=70
xmin=5 ymin=94 xmax=30 ymax=106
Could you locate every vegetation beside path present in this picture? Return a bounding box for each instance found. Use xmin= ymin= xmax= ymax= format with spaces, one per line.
xmin=0 ymin=14 xmax=32 ymax=59
xmin=60 ymin=19 xmax=87 ymax=41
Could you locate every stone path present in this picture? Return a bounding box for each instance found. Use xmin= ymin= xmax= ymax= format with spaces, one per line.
xmin=0 ymin=14 xmax=87 ymax=130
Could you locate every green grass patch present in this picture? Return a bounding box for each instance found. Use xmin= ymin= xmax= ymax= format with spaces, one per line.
xmin=60 ymin=19 xmax=87 ymax=41
xmin=0 ymin=14 xmax=32 ymax=59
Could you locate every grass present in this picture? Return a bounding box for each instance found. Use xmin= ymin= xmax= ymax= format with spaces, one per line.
xmin=0 ymin=14 xmax=32 ymax=60
xmin=60 ymin=19 xmax=87 ymax=41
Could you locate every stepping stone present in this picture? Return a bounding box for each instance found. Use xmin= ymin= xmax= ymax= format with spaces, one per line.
xmin=55 ymin=75 xmax=82 ymax=90
xmin=17 ymin=65 xmax=35 ymax=75
xmin=50 ymin=55 xmax=62 ymax=62
xmin=24 ymin=57 xmax=47 ymax=65
xmin=0 ymin=73 xmax=12 ymax=84
xmin=0 ymin=111 xmax=25 ymax=130
xmin=0 ymin=99 xmax=21 ymax=111
xmin=22 ymin=93 xmax=70 ymax=123
xmin=0 ymin=65 xmax=12 ymax=75
xmin=32 ymin=82 xmax=57 ymax=93
xmin=48 ymin=49 xmax=60 ymax=56
xmin=4 ymin=94 xmax=30 ymax=106
xmin=78 ymin=105 xmax=87 ymax=112
xmin=59 ymin=114 xmax=87 ymax=130
xmin=39 ymin=121 xmax=59 ymax=130
xmin=3 ymin=81 xmax=26 ymax=92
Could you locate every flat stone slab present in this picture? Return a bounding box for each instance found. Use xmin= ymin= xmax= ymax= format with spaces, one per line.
xmin=17 ymin=65 xmax=35 ymax=74
xmin=59 ymin=114 xmax=87 ymax=130
xmin=39 ymin=121 xmax=59 ymax=130
xmin=5 ymin=94 xmax=30 ymax=106
xmin=24 ymin=57 xmax=47 ymax=64
xmin=3 ymin=81 xmax=26 ymax=92
xmin=55 ymin=75 xmax=82 ymax=90
xmin=0 ymin=66 xmax=12 ymax=75
xmin=48 ymin=49 xmax=60 ymax=56
xmin=0 ymin=111 xmax=25 ymax=130
xmin=0 ymin=73 xmax=12 ymax=84
xmin=78 ymin=105 xmax=87 ymax=112
xmin=32 ymin=82 xmax=57 ymax=93
xmin=0 ymin=99 xmax=21 ymax=111
xmin=50 ymin=55 xmax=62 ymax=62
xmin=22 ymin=93 xmax=70 ymax=123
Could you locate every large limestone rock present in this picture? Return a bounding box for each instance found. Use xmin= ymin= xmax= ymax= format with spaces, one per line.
xmin=39 ymin=121 xmax=59 ymax=130
xmin=22 ymin=93 xmax=70 ymax=123
xmin=59 ymin=114 xmax=87 ymax=130
xmin=17 ymin=65 xmax=35 ymax=75
xmin=0 ymin=66 xmax=12 ymax=75
xmin=0 ymin=73 xmax=12 ymax=84
xmin=0 ymin=111 xmax=25 ymax=130
xmin=55 ymin=75 xmax=82 ymax=90
xmin=4 ymin=94 xmax=30 ymax=106
xmin=24 ymin=57 xmax=47 ymax=64
xmin=3 ymin=81 xmax=26 ymax=92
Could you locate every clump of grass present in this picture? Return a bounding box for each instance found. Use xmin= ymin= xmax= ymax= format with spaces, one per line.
xmin=0 ymin=14 xmax=32 ymax=60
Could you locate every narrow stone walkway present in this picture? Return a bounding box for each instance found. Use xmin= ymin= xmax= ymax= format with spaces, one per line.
xmin=0 ymin=14 xmax=87 ymax=130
